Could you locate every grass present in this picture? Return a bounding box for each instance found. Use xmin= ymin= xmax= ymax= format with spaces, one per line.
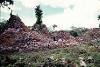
xmin=0 ymin=42 xmax=100 ymax=67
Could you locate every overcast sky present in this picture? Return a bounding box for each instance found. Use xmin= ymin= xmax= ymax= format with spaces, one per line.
xmin=1 ymin=0 xmax=100 ymax=30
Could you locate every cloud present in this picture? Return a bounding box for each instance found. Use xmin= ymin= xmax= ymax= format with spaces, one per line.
xmin=0 ymin=16 xmax=9 ymax=21
xmin=42 ymin=0 xmax=100 ymax=30
xmin=20 ymin=16 xmax=36 ymax=26
xmin=40 ymin=0 xmax=71 ymax=8
xmin=1 ymin=7 xmax=11 ymax=13
xmin=19 ymin=0 xmax=40 ymax=8
xmin=18 ymin=0 xmax=73 ymax=8
xmin=9 ymin=5 xmax=21 ymax=11
xmin=1 ymin=4 xmax=21 ymax=15
xmin=41 ymin=5 xmax=64 ymax=15
xmin=7 ymin=0 xmax=100 ymax=30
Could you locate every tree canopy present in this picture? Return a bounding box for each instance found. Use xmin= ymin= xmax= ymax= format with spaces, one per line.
xmin=98 ymin=15 xmax=100 ymax=20
xmin=0 ymin=20 xmax=6 ymax=34
xmin=0 ymin=0 xmax=14 ymax=7
xmin=35 ymin=5 xmax=43 ymax=24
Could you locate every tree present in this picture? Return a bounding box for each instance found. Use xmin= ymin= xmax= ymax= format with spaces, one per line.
xmin=98 ymin=15 xmax=100 ymax=20
xmin=0 ymin=20 xmax=6 ymax=34
xmin=70 ymin=26 xmax=88 ymax=36
xmin=53 ymin=24 xmax=57 ymax=29
xmin=32 ymin=5 xmax=43 ymax=31
xmin=70 ymin=30 xmax=78 ymax=37
xmin=52 ymin=24 xmax=57 ymax=31
xmin=0 ymin=0 xmax=14 ymax=7
xmin=98 ymin=15 xmax=100 ymax=27
xmin=35 ymin=5 xmax=43 ymax=25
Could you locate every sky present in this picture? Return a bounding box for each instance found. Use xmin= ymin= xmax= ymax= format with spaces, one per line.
xmin=1 ymin=0 xmax=100 ymax=30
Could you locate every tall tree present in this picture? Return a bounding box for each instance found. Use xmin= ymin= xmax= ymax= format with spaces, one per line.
xmin=35 ymin=5 xmax=43 ymax=25
xmin=0 ymin=0 xmax=14 ymax=7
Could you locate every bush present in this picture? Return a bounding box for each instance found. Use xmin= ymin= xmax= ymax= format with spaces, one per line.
xmin=93 ymin=53 xmax=100 ymax=67
xmin=70 ymin=31 xmax=78 ymax=37
xmin=0 ymin=20 xmax=6 ymax=34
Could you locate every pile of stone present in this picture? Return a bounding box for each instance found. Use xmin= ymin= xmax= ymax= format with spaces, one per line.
xmin=1 ymin=14 xmax=100 ymax=53
xmin=0 ymin=28 xmax=54 ymax=52
xmin=5 ymin=14 xmax=29 ymax=32
xmin=50 ymin=31 xmax=78 ymax=45
xmin=84 ymin=28 xmax=100 ymax=42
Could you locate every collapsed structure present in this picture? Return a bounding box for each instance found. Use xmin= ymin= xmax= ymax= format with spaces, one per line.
xmin=0 ymin=14 xmax=100 ymax=53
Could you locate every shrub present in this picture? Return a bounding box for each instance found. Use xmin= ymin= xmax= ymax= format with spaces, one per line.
xmin=70 ymin=30 xmax=78 ymax=37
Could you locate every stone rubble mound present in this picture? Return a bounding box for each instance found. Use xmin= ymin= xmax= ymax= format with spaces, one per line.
xmin=0 ymin=15 xmax=100 ymax=52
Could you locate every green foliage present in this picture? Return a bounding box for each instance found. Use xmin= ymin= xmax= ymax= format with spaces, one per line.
xmin=0 ymin=0 xmax=14 ymax=7
xmin=0 ymin=22 xmax=5 ymax=28
xmin=98 ymin=15 xmax=100 ymax=28
xmin=1 ymin=42 xmax=100 ymax=67
xmin=35 ymin=5 xmax=43 ymax=25
xmin=93 ymin=53 xmax=100 ymax=67
xmin=0 ymin=20 xmax=7 ymax=34
xmin=70 ymin=30 xmax=78 ymax=37
xmin=70 ymin=27 xmax=88 ymax=37
xmin=99 ymin=24 xmax=100 ymax=28
xmin=98 ymin=15 xmax=100 ymax=20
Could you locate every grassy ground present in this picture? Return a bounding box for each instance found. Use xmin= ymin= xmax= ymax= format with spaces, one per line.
xmin=0 ymin=42 xmax=100 ymax=67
